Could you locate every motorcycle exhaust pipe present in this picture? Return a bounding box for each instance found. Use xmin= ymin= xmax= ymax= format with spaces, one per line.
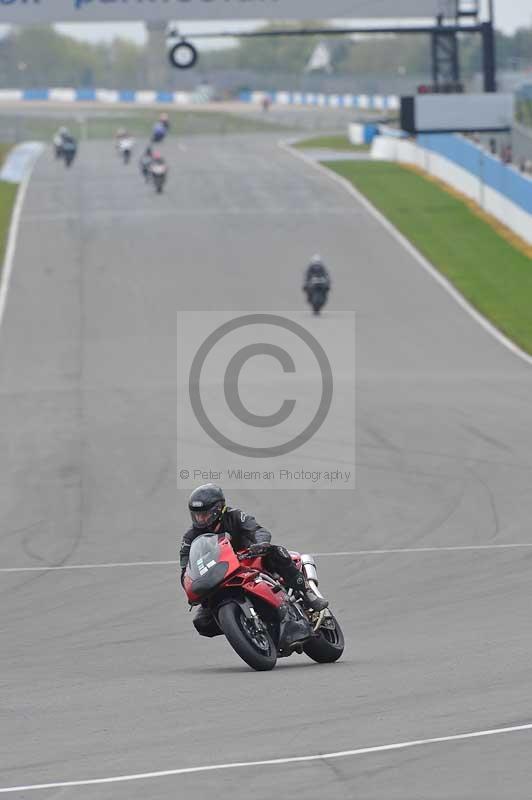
xmin=301 ymin=553 xmax=319 ymax=583
xmin=301 ymin=554 xmax=326 ymax=599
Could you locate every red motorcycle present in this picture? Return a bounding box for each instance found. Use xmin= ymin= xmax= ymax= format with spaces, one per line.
xmin=183 ymin=534 xmax=344 ymax=671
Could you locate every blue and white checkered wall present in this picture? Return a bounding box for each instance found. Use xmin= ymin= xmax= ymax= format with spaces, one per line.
xmin=0 ymin=88 xmax=208 ymax=104
xmin=239 ymin=90 xmax=400 ymax=111
xmin=0 ymin=87 xmax=399 ymax=110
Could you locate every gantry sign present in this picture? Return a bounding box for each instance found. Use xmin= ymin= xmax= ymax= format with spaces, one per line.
xmin=1 ymin=0 xmax=493 ymax=91
xmin=0 ymin=0 xmax=456 ymax=24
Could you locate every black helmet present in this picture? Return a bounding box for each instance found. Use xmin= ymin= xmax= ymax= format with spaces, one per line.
xmin=188 ymin=484 xmax=226 ymax=531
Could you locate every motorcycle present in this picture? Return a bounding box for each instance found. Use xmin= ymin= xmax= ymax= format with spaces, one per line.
xmin=306 ymin=276 xmax=329 ymax=316
xmin=139 ymin=154 xmax=152 ymax=183
xmin=183 ymin=534 xmax=344 ymax=672
xmin=151 ymin=122 xmax=167 ymax=144
xmin=53 ymin=135 xmax=64 ymax=160
xmin=61 ymin=139 xmax=77 ymax=168
xmin=118 ymin=136 xmax=134 ymax=165
xmin=150 ymin=161 xmax=168 ymax=194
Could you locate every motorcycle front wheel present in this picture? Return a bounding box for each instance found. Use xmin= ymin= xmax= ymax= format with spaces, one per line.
xmin=218 ymin=601 xmax=277 ymax=672
xmin=303 ymin=613 xmax=344 ymax=663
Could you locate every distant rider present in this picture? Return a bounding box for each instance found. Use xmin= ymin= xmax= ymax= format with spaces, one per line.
xmin=53 ymin=126 xmax=74 ymax=158
xmin=180 ymin=484 xmax=328 ymax=637
xmin=151 ymin=119 xmax=167 ymax=144
xmin=303 ymin=254 xmax=331 ymax=300
xmin=149 ymin=150 xmax=167 ymax=175
xmin=139 ymin=146 xmax=153 ymax=181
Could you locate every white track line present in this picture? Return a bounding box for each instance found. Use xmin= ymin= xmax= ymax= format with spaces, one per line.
xmin=281 ymin=141 xmax=532 ymax=367
xmin=0 ymin=162 xmax=39 ymax=332
xmin=0 ymin=560 xmax=179 ymax=574
xmin=314 ymin=542 xmax=532 ymax=556
xmin=2 ymin=542 xmax=532 ymax=574
xmin=1 ymin=722 xmax=531 ymax=793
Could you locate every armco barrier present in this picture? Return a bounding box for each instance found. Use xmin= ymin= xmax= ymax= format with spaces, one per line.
xmin=0 ymin=87 xmax=400 ymax=111
xmin=419 ymin=133 xmax=532 ymax=216
xmin=348 ymin=122 xmax=380 ymax=145
xmin=0 ymin=88 xmax=201 ymax=105
xmin=372 ymin=133 xmax=532 ymax=245
xmin=239 ymin=90 xmax=399 ymax=111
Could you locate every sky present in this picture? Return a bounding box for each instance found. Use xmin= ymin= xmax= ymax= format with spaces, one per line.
xmin=0 ymin=0 xmax=529 ymax=46
xmin=52 ymin=0 xmax=532 ymax=45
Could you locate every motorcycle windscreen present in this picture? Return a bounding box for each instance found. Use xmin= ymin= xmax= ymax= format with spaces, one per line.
xmin=187 ymin=534 xmax=229 ymax=596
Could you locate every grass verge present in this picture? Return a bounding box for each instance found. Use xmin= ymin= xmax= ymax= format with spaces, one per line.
xmin=0 ymin=145 xmax=18 ymax=274
xmin=323 ymin=159 xmax=532 ymax=355
xmin=1 ymin=109 xmax=293 ymax=143
xmin=294 ymin=135 xmax=369 ymax=152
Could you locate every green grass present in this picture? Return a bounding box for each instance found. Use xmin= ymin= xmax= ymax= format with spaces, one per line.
xmin=0 ymin=145 xmax=18 ymax=272
xmin=324 ymin=159 xmax=532 ymax=354
xmin=0 ymin=109 xmax=293 ymax=143
xmin=294 ymin=134 xmax=369 ymax=151
xmin=0 ymin=180 xmax=18 ymax=266
xmin=0 ymin=144 xmax=12 ymax=165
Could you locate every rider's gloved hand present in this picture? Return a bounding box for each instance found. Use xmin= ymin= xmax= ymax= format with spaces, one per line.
xmin=247 ymin=542 xmax=270 ymax=557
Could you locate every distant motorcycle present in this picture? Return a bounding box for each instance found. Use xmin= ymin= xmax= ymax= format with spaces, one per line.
xmin=53 ymin=134 xmax=64 ymax=160
xmin=61 ymin=137 xmax=77 ymax=168
xmin=150 ymin=160 xmax=168 ymax=194
xmin=139 ymin=152 xmax=153 ymax=182
xmin=118 ymin=136 xmax=134 ymax=165
xmin=151 ymin=122 xmax=167 ymax=144
xmin=306 ymin=276 xmax=329 ymax=316
xmin=183 ymin=534 xmax=344 ymax=672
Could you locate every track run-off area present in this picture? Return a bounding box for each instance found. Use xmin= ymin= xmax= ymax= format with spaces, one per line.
xmin=1 ymin=130 xmax=532 ymax=798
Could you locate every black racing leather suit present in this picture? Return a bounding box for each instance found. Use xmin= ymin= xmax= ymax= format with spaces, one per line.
xmin=180 ymin=507 xmax=304 ymax=637
xmin=303 ymin=264 xmax=331 ymax=296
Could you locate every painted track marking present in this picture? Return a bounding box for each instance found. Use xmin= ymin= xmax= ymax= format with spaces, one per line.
xmin=1 ymin=722 xmax=531 ymax=793
xmin=2 ymin=542 xmax=532 ymax=573
xmin=0 ymin=152 xmax=42 ymax=332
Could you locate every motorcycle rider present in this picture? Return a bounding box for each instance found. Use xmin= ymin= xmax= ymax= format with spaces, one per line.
xmin=53 ymin=126 xmax=68 ymax=158
xmin=180 ymin=484 xmax=328 ymax=637
xmin=151 ymin=149 xmax=166 ymax=167
xmin=59 ymin=128 xmax=78 ymax=166
xmin=53 ymin=126 xmax=77 ymax=157
xmin=139 ymin=146 xmax=153 ymax=181
xmin=116 ymin=129 xmax=134 ymax=162
xmin=303 ymin=254 xmax=331 ymax=300
xmin=151 ymin=119 xmax=167 ymax=144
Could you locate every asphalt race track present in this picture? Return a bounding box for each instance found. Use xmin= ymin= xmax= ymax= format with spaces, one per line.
xmin=1 ymin=133 xmax=532 ymax=798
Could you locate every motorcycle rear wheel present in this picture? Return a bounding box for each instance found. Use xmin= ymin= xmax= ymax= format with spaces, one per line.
xmin=303 ymin=614 xmax=344 ymax=663
xmin=310 ymin=291 xmax=325 ymax=316
xmin=218 ymin=602 xmax=277 ymax=672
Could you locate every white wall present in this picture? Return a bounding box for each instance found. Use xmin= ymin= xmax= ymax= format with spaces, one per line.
xmin=372 ymin=136 xmax=532 ymax=245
